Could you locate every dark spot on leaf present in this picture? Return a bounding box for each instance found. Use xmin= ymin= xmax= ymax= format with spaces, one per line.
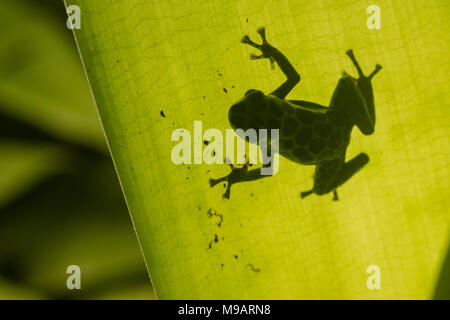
xmin=160 ymin=110 xmax=165 ymax=117
xmin=246 ymin=264 xmax=261 ymax=272
xmin=223 ymin=88 xmax=228 ymax=93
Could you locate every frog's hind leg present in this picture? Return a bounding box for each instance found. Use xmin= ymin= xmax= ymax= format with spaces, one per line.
xmin=301 ymin=158 xmax=341 ymax=200
xmin=325 ymin=153 xmax=370 ymax=196
xmin=301 ymin=153 xmax=369 ymax=200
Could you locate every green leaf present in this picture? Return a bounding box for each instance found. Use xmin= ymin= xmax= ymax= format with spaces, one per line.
xmin=0 ymin=1 xmax=106 ymax=151
xmin=68 ymin=0 xmax=450 ymax=299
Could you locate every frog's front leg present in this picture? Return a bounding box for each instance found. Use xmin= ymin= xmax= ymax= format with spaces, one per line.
xmin=209 ymin=159 xmax=272 ymax=199
xmin=242 ymin=27 xmax=300 ymax=99
xmin=301 ymin=153 xmax=369 ymax=200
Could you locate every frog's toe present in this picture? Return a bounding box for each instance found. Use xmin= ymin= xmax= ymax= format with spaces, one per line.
xmin=222 ymin=184 xmax=231 ymax=199
xmin=250 ymin=53 xmax=265 ymax=60
xmin=256 ymin=27 xmax=267 ymax=43
xmin=300 ymin=189 xmax=313 ymax=198
xmin=333 ymin=190 xmax=339 ymax=201
xmin=210 ymin=177 xmax=226 ymax=187
xmin=241 ymin=35 xmax=260 ymax=49
xmin=241 ymin=35 xmax=251 ymax=44
xmin=368 ymin=64 xmax=382 ymax=79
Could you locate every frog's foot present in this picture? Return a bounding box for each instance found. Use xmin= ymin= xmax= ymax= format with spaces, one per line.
xmin=241 ymin=27 xmax=275 ymax=68
xmin=345 ymin=49 xmax=382 ymax=80
xmin=209 ymin=160 xmax=250 ymax=199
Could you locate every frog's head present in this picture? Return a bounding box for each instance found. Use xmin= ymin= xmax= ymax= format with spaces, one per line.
xmin=341 ymin=50 xmax=382 ymax=135
xmin=332 ymin=75 xmax=375 ymax=135
xmin=228 ymin=89 xmax=265 ymax=130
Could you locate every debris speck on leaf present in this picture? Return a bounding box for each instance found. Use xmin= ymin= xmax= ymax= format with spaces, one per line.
xmin=246 ymin=264 xmax=261 ymax=272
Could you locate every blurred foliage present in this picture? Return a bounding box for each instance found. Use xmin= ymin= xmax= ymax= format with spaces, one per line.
xmin=0 ymin=0 xmax=155 ymax=299
xmin=0 ymin=0 xmax=105 ymax=151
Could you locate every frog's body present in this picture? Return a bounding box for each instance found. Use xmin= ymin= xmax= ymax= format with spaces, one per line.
xmin=230 ymin=94 xmax=352 ymax=165
xmin=210 ymin=27 xmax=382 ymax=200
